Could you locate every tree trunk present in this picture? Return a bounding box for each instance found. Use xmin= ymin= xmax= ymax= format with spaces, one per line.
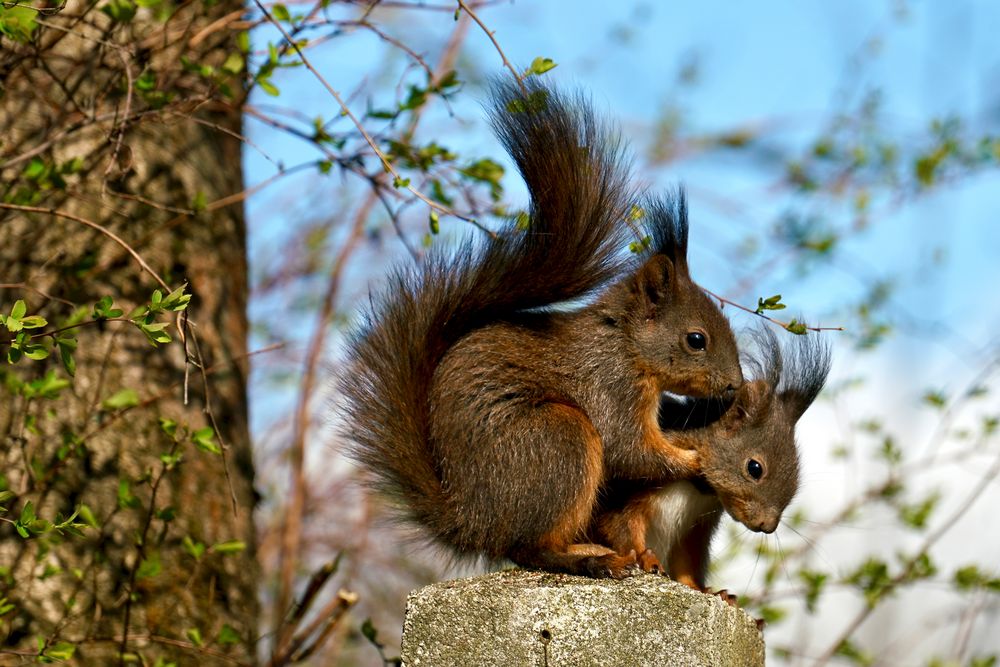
xmin=0 ymin=1 xmax=257 ymax=664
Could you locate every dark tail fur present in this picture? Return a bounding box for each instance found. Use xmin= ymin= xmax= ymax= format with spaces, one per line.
xmin=340 ymin=79 xmax=639 ymax=546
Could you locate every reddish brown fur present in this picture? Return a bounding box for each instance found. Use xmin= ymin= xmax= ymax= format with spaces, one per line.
xmin=341 ymin=79 xmax=743 ymax=577
xmin=590 ymin=329 xmax=831 ymax=589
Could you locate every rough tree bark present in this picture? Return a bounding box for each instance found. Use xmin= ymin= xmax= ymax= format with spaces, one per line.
xmin=0 ymin=1 xmax=257 ymax=664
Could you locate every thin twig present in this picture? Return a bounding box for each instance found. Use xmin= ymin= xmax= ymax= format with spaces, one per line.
xmin=702 ymin=287 xmax=844 ymax=334
xmin=251 ymin=0 xmax=491 ymax=235
xmin=102 ymin=48 xmax=136 ymax=194
xmin=0 ymin=203 xmax=170 ymax=290
xmin=455 ymin=0 xmax=526 ymax=95
xmin=813 ymin=442 xmax=1000 ymax=666
xmin=273 ymin=192 xmax=375 ymax=657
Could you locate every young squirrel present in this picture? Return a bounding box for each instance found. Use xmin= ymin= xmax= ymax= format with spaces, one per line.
xmin=341 ymin=79 xmax=742 ymax=579
xmin=588 ymin=328 xmax=831 ymax=588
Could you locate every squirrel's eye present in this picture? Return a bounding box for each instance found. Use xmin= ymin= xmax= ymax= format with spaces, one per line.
xmin=686 ymin=331 xmax=707 ymax=350
xmin=746 ymin=459 xmax=763 ymax=480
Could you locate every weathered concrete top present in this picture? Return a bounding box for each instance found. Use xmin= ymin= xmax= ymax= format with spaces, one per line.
xmin=401 ymin=569 xmax=764 ymax=667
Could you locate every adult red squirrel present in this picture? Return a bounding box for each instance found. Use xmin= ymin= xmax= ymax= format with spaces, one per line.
xmin=341 ymin=79 xmax=743 ymax=578
xmin=590 ymin=328 xmax=831 ymax=587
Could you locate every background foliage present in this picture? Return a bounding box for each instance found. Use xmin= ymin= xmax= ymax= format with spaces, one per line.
xmin=3 ymin=0 xmax=1000 ymax=665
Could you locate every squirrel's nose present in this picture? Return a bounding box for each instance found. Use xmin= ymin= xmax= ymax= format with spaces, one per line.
xmin=752 ymin=517 xmax=778 ymax=534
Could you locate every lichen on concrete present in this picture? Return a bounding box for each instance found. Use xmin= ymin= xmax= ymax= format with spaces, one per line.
xmin=401 ymin=569 xmax=764 ymax=666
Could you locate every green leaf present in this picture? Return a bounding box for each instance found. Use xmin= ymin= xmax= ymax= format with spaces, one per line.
xmin=156 ymin=505 xmax=177 ymax=521
xmin=136 ymin=320 xmax=172 ymax=346
xmin=0 ymin=597 xmax=14 ymax=617
xmin=22 ymin=369 xmax=70 ymax=399
xmin=0 ymin=4 xmax=37 ymax=42
xmin=94 ymin=295 xmax=124 ymax=319
xmin=433 ymin=70 xmax=461 ymax=95
xmin=118 ymin=480 xmax=141 ymax=510
xmin=799 ymin=569 xmax=828 ymax=613
xmin=136 ymin=552 xmax=162 ymax=579
xmin=159 ymin=417 xmax=178 ymax=438
xmin=524 ymin=56 xmax=558 ymax=77
xmin=19 ymin=315 xmax=46 ymax=329
xmin=185 ymin=628 xmax=203 ymax=647
xmin=271 ymin=3 xmax=290 ymax=20
xmin=755 ymin=604 xmax=786 ymax=625
xmin=100 ymin=0 xmax=137 ymax=23
xmin=0 ymin=490 xmax=14 ymax=506
xmin=182 ymin=536 xmax=206 ymax=561
xmin=878 ymin=436 xmax=903 ymax=465
xmin=192 ymin=426 xmax=221 ymax=455
xmin=78 ymin=504 xmax=100 ymax=529
xmin=785 ymin=318 xmax=808 ymax=335
xmin=506 ymin=89 xmax=549 ymax=114
xmin=399 ymin=85 xmax=428 ymax=112
xmin=18 ymin=500 xmax=35 ymax=525
xmin=361 ymin=618 xmax=380 ymax=646
xmin=922 ymin=390 xmax=947 ymax=409
xmin=459 ymin=158 xmax=505 ymax=200
xmin=258 ymin=78 xmax=280 ymax=97
xmin=969 ymin=657 xmax=997 ymax=667
xmin=392 ymin=176 xmax=411 ymax=189
xmin=103 ymin=388 xmax=139 ymax=411
xmin=834 ymin=639 xmax=873 ymax=666
xmin=216 ymin=624 xmax=241 ymax=646
xmin=222 ymin=52 xmax=244 ymax=75
xmin=161 ymin=284 xmax=191 ymax=312
xmin=134 ymin=70 xmax=157 ymax=92
xmin=57 ymin=335 xmax=77 ymax=376
xmin=190 ymin=191 xmax=207 ymax=212
xmin=429 ymin=210 xmax=440 ymax=235
xmin=41 ymin=641 xmax=76 ymax=661
xmin=22 ymin=343 xmax=49 ymax=360
xmin=844 ymin=557 xmax=892 ymax=607
xmin=755 ymin=294 xmax=787 ymax=314
xmin=211 ymin=540 xmax=246 ymax=554
xmin=10 ymin=299 xmax=26 ymax=321
xmin=899 ymin=492 xmax=939 ymax=530
xmin=628 ymin=235 xmax=653 ymax=254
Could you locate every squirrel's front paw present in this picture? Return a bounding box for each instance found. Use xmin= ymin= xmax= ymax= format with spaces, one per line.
xmin=674 ymin=447 xmax=700 ymax=476
xmin=636 ymin=548 xmax=663 ymax=575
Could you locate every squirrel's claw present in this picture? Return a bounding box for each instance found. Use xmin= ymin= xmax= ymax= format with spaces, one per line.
xmin=636 ymin=548 xmax=663 ymax=575
xmin=711 ymin=588 xmax=739 ymax=607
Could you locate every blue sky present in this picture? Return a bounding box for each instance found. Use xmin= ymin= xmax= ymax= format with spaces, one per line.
xmin=246 ymin=0 xmax=1000 ymax=422
xmin=245 ymin=2 xmax=1000 ymax=660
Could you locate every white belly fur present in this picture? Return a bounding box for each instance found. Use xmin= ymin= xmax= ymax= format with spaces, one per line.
xmin=646 ymin=481 xmax=721 ymax=558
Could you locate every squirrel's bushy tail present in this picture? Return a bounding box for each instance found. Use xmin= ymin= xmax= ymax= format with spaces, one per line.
xmin=340 ymin=79 xmax=637 ymax=548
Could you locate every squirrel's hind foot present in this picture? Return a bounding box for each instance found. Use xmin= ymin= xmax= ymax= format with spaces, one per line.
xmin=511 ymin=543 xmax=637 ymax=579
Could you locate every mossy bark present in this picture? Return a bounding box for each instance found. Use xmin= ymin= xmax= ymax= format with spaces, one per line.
xmin=0 ymin=2 xmax=257 ymax=664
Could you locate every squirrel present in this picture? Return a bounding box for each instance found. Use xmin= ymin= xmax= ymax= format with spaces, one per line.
xmin=340 ymin=78 xmax=743 ymax=579
xmin=587 ymin=327 xmax=831 ymax=588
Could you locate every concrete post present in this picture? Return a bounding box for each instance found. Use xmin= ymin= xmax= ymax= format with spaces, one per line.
xmin=400 ymin=570 xmax=765 ymax=666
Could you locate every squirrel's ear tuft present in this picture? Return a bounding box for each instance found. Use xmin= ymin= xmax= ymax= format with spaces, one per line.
xmin=778 ymin=333 xmax=832 ymax=421
xmin=640 ymin=190 xmax=691 ymax=277
xmin=633 ymin=254 xmax=676 ymax=316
